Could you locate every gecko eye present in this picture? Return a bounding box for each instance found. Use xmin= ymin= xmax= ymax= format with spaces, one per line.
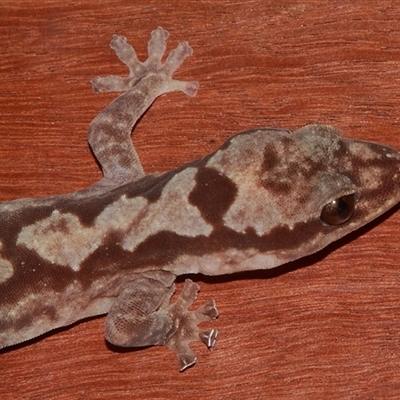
xmin=320 ymin=194 xmax=355 ymax=225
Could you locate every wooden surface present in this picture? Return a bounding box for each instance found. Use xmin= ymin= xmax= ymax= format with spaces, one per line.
xmin=1 ymin=1 xmax=400 ymax=398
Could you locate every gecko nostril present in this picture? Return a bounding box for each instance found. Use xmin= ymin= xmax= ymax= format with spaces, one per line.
xmin=320 ymin=194 xmax=356 ymax=225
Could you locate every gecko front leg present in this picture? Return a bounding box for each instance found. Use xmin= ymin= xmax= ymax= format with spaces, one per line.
xmin=105 ymin=273 xmax=218 ymax=371
xmin=87 ymin=27 xmax=199 ymax=192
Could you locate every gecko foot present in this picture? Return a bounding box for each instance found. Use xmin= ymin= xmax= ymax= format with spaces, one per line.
xmin=91 ymin=26 xmax=198 ymax=97
xmin=166 ymin=279 xmax=219 ymax=371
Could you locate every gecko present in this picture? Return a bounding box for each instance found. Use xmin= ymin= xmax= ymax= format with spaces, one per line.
xmin=1 ymin=27 xmax=400 ymax=372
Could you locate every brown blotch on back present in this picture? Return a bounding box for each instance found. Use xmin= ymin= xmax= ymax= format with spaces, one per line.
xmin=189 ymin=167 xmax=238 ymax=224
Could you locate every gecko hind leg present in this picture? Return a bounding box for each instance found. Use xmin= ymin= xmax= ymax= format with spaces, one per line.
xmin=105 ymin=278 xmax=218 ymax=372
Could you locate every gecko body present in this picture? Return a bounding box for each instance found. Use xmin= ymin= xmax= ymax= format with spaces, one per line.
xmin=1 ymin=27 xmax=400 ymax=371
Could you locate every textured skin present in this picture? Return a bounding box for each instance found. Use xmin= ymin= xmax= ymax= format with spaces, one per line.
xmin=1 ymin=27 xmax=400 ymax=371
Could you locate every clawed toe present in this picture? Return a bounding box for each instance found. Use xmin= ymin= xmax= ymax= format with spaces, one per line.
xmin=199 ymin=328 xmax=218 ymax=348
xmin=179 ymin=354 xmax=197 ymax=372
xmin=195 ymin=299 xmax=219 ymax=321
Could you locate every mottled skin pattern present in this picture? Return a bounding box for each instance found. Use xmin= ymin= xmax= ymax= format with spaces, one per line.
xmin=1 ymin=28 xmax=400 ymax=371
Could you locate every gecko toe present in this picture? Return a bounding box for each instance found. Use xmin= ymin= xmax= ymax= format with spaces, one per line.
xmin=195 ymin=299 xmax=219 ymax=322
xmin=164 ymin=41 xmax=193 ymax=73
xmin=178 ymin=353 xmax=197 ymax=372
xmin=110 ymin=34 xmax=138 ymax=65
xmin=199 ymin=328 xmax=218 ymax=348
xmin=147 ymin=26 xmax=169 ymax=64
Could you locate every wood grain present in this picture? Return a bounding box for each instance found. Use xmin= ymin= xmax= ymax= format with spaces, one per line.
xmin=1 ymin=1 xmax=400 ymax=398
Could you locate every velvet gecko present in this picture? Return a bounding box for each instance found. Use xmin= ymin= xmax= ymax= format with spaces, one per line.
xmin=1 ymin=27 xmax=400 ymax=371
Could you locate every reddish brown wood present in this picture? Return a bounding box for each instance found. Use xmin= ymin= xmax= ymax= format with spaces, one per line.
xmin=1 ymin=1 xmax=400 ymax=398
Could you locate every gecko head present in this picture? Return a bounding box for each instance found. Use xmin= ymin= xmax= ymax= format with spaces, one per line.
xmin=292 ymin=123 xmax=400 ymax=232
xmin=204 ymin=123 xmax=400 ymax=269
